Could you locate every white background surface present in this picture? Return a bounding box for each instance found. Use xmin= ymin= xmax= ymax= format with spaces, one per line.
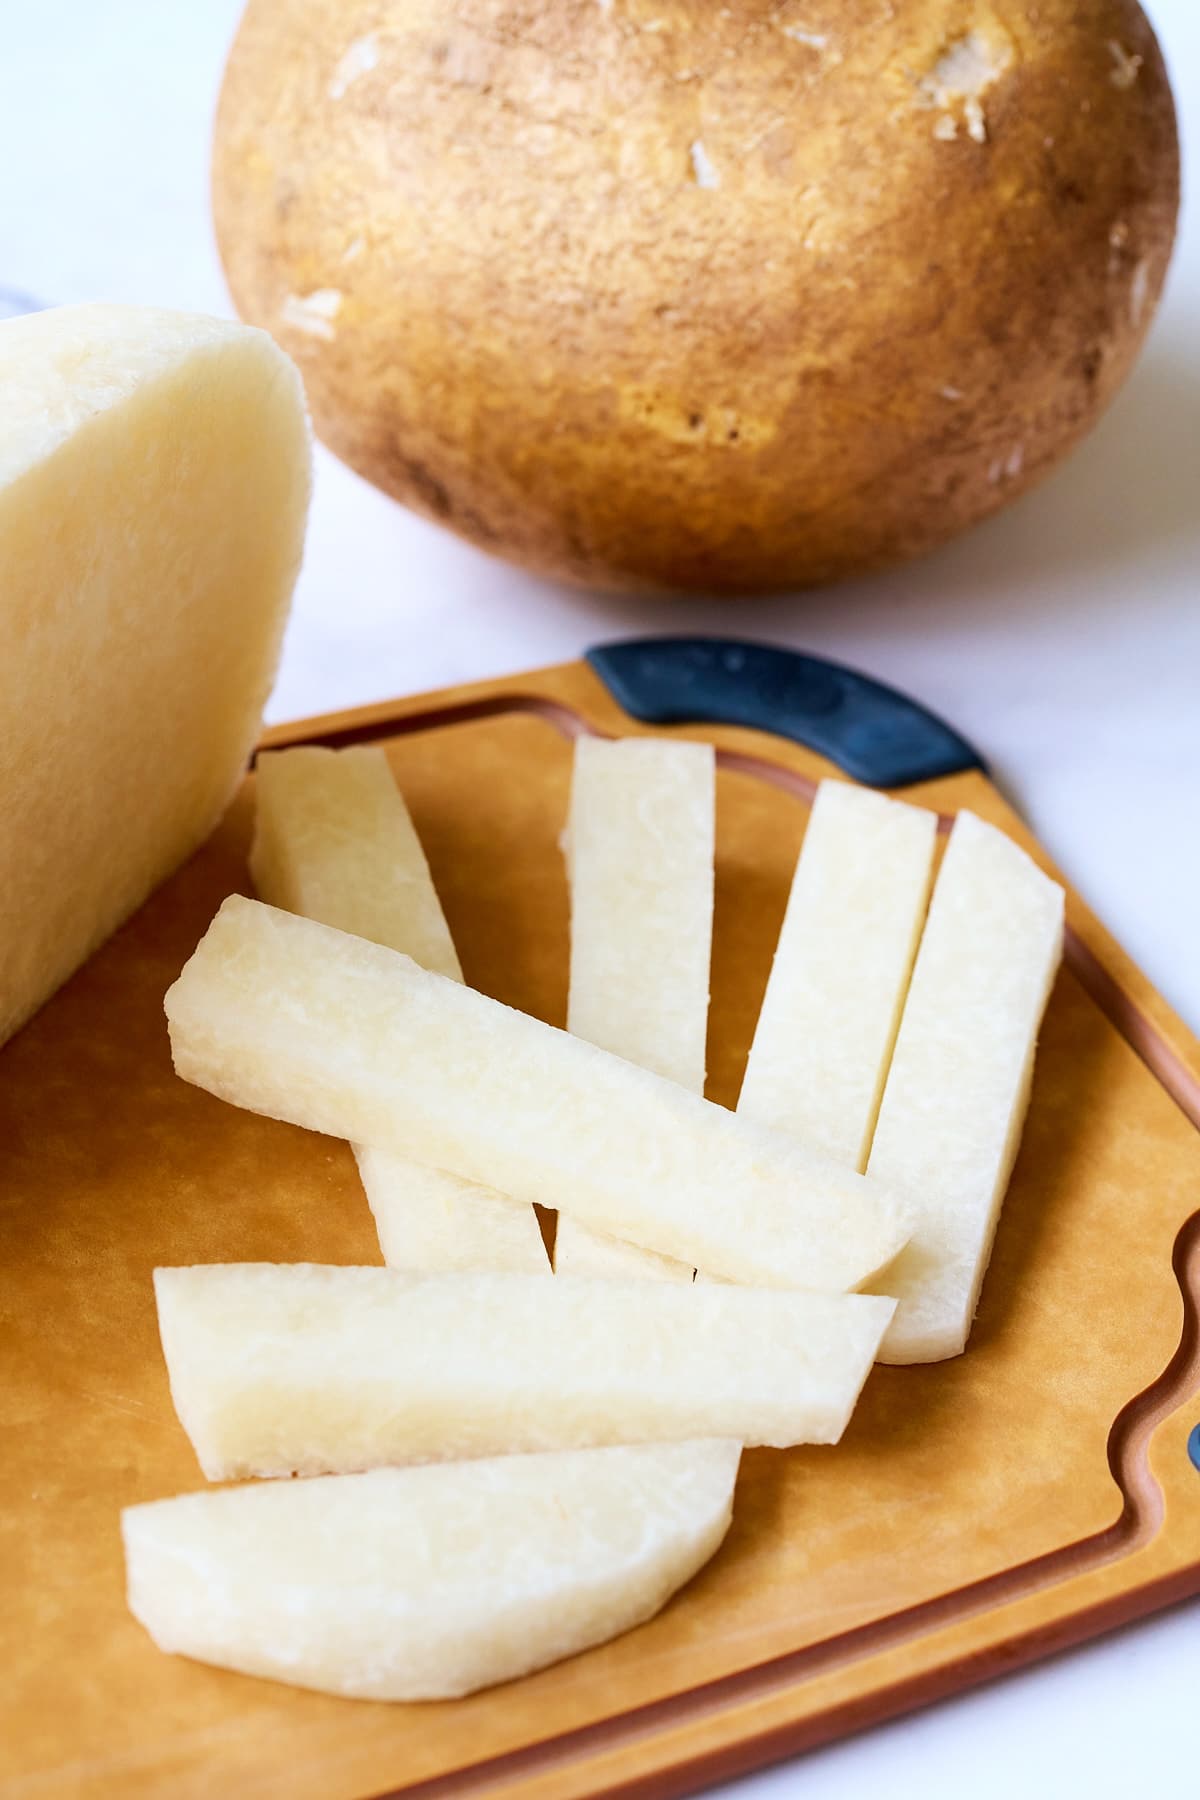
xmin=3 ymin=4 xmax=1197 ymax=1795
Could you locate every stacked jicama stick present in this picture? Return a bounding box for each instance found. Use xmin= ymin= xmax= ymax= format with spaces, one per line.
xmin=123 ymin=735 xmax=1063 ymax=1702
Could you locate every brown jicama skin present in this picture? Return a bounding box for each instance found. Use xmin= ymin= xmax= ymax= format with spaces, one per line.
xmin=213 ymin=0 xmax=1177 ymax=593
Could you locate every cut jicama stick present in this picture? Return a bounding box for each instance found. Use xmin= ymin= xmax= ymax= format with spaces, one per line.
xmin=553 ymin=1222 xmax=692 ymax=1283
xmin=123 ymin=1440 xmax=740 ymax=1701
xmin=354 ymin=1146 xmax=546 ymax=1273
xmin=556 ymin=737 xmax=714 ymax=1282
xmin=867 ymin=811 xmax=1064 ymax=1362
xmin=738 ymin=780 xmax=937 ymax=1169
xmin=252 ymin=744 xmax=547 ymax=1273
xmin=154 ymin=1265 xmax=896 ymax=1477
xmin=252 ymin=745 xmax=462 ymax=979
xmin=164 ymin=898 xmax=912 ymax=1292
xmin=564 ymin=736 xmax=714 ymax=1090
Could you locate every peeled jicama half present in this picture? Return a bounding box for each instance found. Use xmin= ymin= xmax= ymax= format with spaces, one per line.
xmin=0 ymin=303 xmax=309 ymax=1046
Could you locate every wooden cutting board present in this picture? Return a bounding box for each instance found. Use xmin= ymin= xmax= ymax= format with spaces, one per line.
xmin=3 ymin=636 xmax=1198 ymax=1800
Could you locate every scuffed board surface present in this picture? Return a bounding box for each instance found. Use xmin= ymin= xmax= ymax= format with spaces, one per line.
xmin=2 ymin=660 xmax=1199 ymax=1799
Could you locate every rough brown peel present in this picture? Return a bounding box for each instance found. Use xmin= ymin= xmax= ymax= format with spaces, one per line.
xmin=212 ymin=0 xmax=1179 ymax=595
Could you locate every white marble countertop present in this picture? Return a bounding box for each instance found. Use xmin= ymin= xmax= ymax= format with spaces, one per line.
xmin=3 ymin=4 xmax=1197 ymax=1794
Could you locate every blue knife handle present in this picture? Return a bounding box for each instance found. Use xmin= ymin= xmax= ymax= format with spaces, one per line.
xmin=586 ymin=636 xmax=984 ymax=789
